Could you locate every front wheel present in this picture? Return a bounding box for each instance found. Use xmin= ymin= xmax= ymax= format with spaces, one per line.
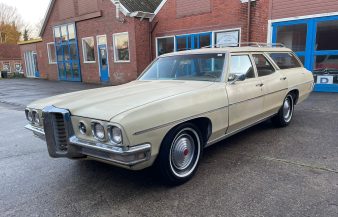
xmin=156 ymin=123 xmax=203 ymax=185
xmin=272 ymin=93 xmax=294 ymax=127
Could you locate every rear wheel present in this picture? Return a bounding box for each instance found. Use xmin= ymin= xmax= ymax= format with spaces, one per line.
xmin=272 ymin=93 xmax=294 ymax=127
xmin=156 ymin=123 xmax=203 ymax=185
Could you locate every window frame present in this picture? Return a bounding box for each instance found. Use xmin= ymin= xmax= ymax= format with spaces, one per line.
xmin=227 ymin=53 xmax=257 ymax=82
xmin=156 ymin=36 xmax=176 ymax=57
xmin=113 ymin=32 xmax=130 ymax=63
xmin=14 ymin=62 xmax=22 ymax=72
xmin=81 ymin=36 xmax=96 ymax=64
xmin=2 ymin=61 xmax=11 ymax=71
xmin=46 ymin=42 xmax=57 ymax=64
xmin=251 ymin=53 xmax=277 ymax=77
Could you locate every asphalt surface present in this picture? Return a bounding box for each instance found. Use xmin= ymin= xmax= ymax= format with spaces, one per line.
xmin=0 ymin=78 xmax=337 ymax=217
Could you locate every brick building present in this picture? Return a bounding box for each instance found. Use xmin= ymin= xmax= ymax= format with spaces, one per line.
xmin=0 ymin=44 xmax=22 ymax=74
xmin=19 ymin=0 xmax=268 ymax=84
xmin=18 ymin=0 xmax=338 ymax=92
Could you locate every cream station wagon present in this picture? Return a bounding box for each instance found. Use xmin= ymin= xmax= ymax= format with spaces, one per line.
xmin=25 ymin=45 xmax=314 ymax=185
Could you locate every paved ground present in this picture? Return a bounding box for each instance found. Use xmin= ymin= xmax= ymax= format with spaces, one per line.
xmin=0 ymin=78 xmax=337 ymax=217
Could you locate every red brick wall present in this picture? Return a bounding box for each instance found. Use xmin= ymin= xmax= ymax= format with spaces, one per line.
xmin=75 ymin=0 xmax=139 ymax=84
xmin=134 ymin=19 xmax=151 ymax=76
xmin=0 ymin=44 xmax=22 ymax=73
xmin=38 ymin=0 xmax=148 ymax=84
xmin=78 ymin=0 xmax=99 ymax=15
xmin=0 ymin=60 xmax=22 ymax=73
xmin=176 ymin=0 xmax=211 ymax=18
xmin=250 ymin=0 xmax=270 ymax=42
xmin=58 ymin=0 xmax=75 ymax=20
xmin=152 ymin=0 xmax=270 ymax=56
xmin=271 ymin=0 xmax=338 ymax=20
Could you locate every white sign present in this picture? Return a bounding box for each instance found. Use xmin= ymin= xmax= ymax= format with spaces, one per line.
xmin=215 ymin=31 xmax=239 ymax=47
xmin=317 ymin=75 xmax=334 ymax=84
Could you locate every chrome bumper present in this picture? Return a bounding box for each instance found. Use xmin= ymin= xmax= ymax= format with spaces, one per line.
xmin=25 ymin=122 xmax=151 ymax=166
xmin=25 ymin=124 xmax=45 ymax=140
xmin=69 ymin=136 xmax=151 ymax=166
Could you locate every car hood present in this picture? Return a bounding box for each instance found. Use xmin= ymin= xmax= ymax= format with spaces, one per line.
xmin=29 ymin=80 xmax=213 ymax=121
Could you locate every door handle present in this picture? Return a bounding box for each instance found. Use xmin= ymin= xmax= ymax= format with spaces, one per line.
xmin=280 ymin=77 xmax=287 ymax=80
xmin=256 ymin=83 xmax=264 ymax=87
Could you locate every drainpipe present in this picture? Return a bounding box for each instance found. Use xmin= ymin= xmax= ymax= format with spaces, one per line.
xmin=149 ymin=21 xmax=159 ymax=62
xmin=247 ymin=0 xmax=251 ymax=42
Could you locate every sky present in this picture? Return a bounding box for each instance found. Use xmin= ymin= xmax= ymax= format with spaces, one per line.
xmin=0 ymin=0 xmax=51 ymax=36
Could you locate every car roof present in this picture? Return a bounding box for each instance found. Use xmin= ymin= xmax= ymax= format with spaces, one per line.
xmin=160 ymin=47 xmax=293 ymax=57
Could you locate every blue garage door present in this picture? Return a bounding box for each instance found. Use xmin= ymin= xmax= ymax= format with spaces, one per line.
xmin=53 ymin=23 xmax=81 ymax=82
xmin=272 ymin=15 xmax=338 ymax=92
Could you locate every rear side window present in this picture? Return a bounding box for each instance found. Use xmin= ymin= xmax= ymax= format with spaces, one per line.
xmin=252 ymin=54 xmax=275 ymax=77
xmin=269 ymin=53 xmax=302 ymax=69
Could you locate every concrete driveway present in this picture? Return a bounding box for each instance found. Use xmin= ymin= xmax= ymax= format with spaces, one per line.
xmin=0 ymin=78 xmax=337 ymax=217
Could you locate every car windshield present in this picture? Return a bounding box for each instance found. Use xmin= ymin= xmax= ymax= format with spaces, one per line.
xmin=139 ymin=53 xmax=225 ymax=82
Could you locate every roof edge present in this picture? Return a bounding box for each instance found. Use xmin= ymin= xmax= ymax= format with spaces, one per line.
xmin=39 ymin=0 xmax=55 ymax=37
xmin=18 ymin=38 xmax=43 ymax=45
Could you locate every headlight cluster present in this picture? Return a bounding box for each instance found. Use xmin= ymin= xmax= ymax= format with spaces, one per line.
xmin=88 ymin=122 xmax=123 ymax=145
xmin=25 ymin=109 xmax=41 ymax=126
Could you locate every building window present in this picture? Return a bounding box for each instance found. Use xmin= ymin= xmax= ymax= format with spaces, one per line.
xmin=0 ymin=32 xmax=6 ymax=43
xmin=14 ymin=63 xmax=22 ymax=72
xmin=68 ymin=24 xmax=76 ymax=42
xmin=316 ymin=20 xmax=338 ymax=51
xmin=82 ymin=37 xmax=96 ymax=63
xmin=157 ymin=37 xmax=175 ymax=56
xmin=276 ymin=24 xmax=307 ymax=52
xmin=2 ymin=62 xmax=10 ymax=71
xmin=47 ymin=42 xmax=57 ymax=64
xmin=113 ymin=32 xmax=130 ymax=62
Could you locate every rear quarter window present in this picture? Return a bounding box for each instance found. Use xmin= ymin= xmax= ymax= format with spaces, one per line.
xmin=269 ymin=53 xmax=302 ymax=69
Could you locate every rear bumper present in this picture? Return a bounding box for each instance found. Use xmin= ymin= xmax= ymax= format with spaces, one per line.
xmin=25 ymin=124 xmax=151 ymax=167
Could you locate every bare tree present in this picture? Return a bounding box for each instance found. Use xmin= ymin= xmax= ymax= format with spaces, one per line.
xmin=0 ymin=3 xmax=24 ymax=29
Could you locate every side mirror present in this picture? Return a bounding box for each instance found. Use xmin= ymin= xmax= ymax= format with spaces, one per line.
xmin=228 ymin=73 xmax=246 ymax=84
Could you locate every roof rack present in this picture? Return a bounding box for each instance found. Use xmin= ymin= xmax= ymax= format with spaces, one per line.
xmin=202 ymin=42 xmax=285 ymax=49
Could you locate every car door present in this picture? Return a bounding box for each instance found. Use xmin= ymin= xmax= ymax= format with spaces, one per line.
xmin=252 ymin=53 xmax=288 ymax=117
xmin=225 ymin=54 xmax=265 ymax=133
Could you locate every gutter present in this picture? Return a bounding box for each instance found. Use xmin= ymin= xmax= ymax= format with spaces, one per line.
xmin=247 ymin=0 xmax=251 ymax=42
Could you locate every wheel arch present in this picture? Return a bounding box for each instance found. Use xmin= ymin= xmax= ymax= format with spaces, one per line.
xmin=163 ymin=117 xmax=212 ymax=146
xmin=288 ymin=89 xmax=299 ymax=105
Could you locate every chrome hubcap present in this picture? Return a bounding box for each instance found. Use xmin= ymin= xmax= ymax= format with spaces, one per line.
xmin=171 ymin=134 xmax=195 ymax=170
xmin=283 ymin=97 xmax=293 ymax=122
xmin=169 ymin=128 xmax=200 ymax=178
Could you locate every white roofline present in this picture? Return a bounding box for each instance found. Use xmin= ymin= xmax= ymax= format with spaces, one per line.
xmin=154 ymin=0 xmax=167 ymax=15
xmin=38 ymin=0 xmax=55 ymax=37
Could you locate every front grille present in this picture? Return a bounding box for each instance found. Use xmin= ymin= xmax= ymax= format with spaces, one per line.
xmin=52 ymin=113 xmax=68 ymax=152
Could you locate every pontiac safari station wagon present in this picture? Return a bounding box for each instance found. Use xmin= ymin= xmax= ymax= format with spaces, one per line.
xmin=25 ymin=44 xmax=314 ymax=185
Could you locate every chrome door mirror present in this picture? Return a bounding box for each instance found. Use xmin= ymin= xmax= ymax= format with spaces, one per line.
xmin=228 ymin=73 xmax=246 ymax=84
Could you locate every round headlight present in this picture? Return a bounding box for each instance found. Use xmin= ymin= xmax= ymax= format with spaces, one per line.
xmin=25 ymin=109 xmax=33 ymax=122
xmin=78 ymin=122 xmax=87 ymax=135
xmin=32 ymin=111 xmax=40 ymax=125
xmin=109 ymin=126 xmax=122 ymax=144
xmin=92 ymin=123 xmax=105 ymax=141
